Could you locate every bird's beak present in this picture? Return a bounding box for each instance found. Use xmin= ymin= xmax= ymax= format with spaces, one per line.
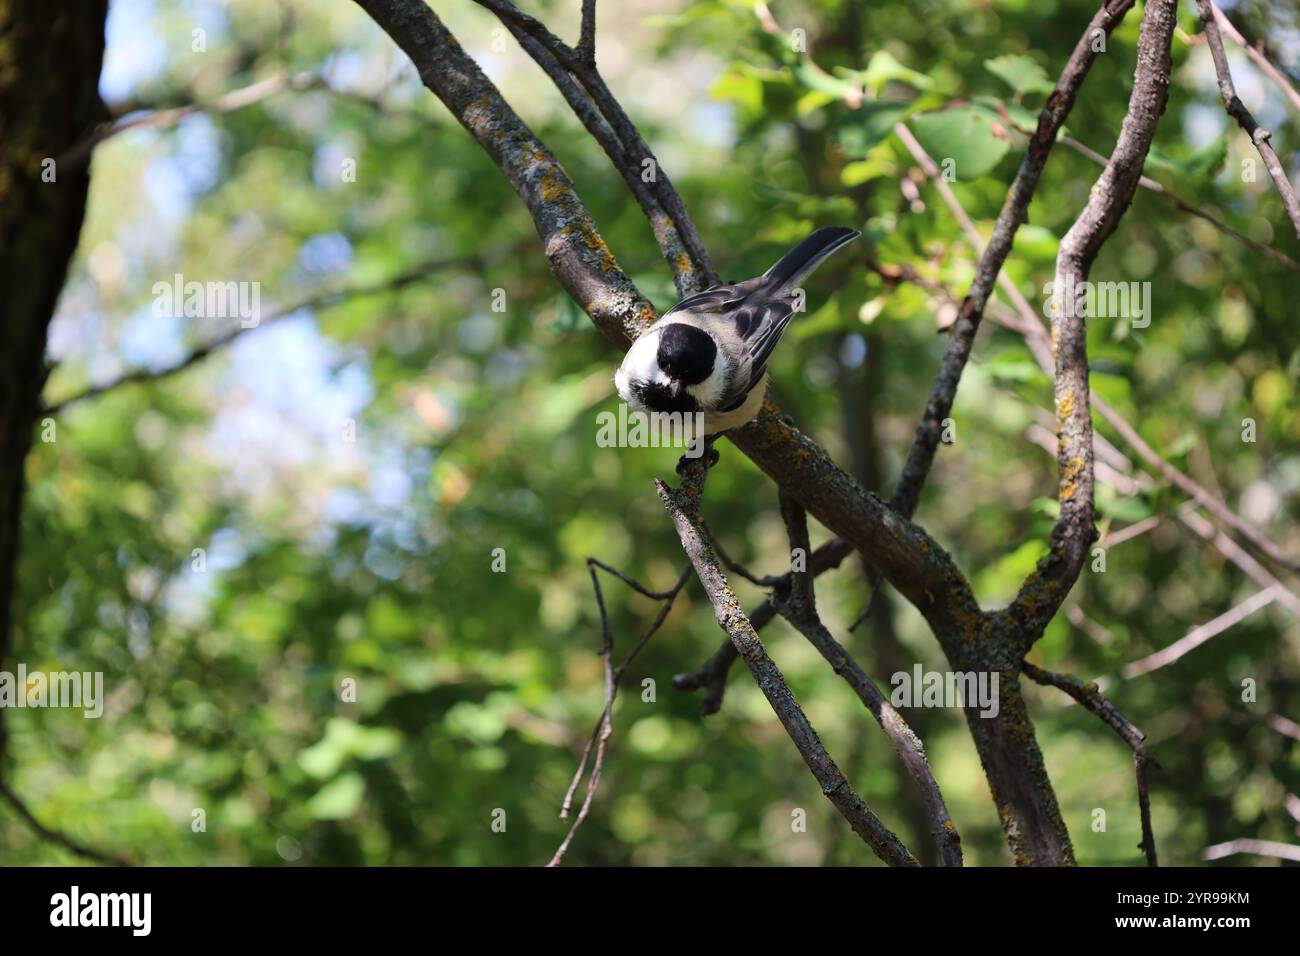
xmin=668 ymin=381 xmax=682 ymax=398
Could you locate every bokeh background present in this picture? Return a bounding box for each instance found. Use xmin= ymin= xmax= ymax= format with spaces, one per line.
xmin=2 ymin=0 xmax=1298 ymax=865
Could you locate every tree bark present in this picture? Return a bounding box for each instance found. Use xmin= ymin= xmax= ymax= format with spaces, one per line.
xmin=0 ymin=1 xmax=109 ymax=757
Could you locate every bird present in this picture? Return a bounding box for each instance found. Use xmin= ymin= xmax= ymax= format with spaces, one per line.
xmin=614 ymin=226 xmax=860 ymax=435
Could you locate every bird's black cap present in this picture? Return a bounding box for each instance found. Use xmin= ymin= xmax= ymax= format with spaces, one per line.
xmin=656 ymin=323 xmax=716 ymax=385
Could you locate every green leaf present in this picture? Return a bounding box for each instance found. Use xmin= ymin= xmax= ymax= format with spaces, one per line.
xmin=858 ymin=50 xmax=931 ymax=94
xmin=711 ymin=68 xmax=764 ymax=113
xmin=835 ymin=101 xmax=911 ymax=157
xmin=307 ymin=773 xmax=365 ymax=820
xmin=986 ymin=54 xmax=1056 ymax=96
xmin=841 ymin=158 xmax=892 ymax=187
xmin=907 ymin=106 xmax=1012 ymax=179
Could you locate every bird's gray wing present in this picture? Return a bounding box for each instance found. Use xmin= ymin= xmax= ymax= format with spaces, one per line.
xmin=662 ymin=285 xmax=741 ymax=318
xmin=715 ymin=297 xmax=796 ymax=411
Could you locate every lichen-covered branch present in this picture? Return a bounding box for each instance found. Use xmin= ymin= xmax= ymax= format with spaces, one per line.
xmin=673 ymin=537 xmax=853 ymax=714
xmin=353 ymin=0 xmax=975 ymax=641
xmin=1010 ymin=0 xmax=1178 ymax=644
xmin=890 ymin=0 xmax=1138 ymax=518
xmin=353 ymin=0 xmax=655 ymax=349
xmin=474 ymin=0 xmax=717 ymax=294
xmin=489 ymin=13 xmax=709 ymax=297
xmin=656 ymin=455 xmax=917 ymax=866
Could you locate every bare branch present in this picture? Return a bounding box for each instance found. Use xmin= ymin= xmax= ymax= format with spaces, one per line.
xmin=1010 ymin=0 xmax=1178 ymax=642
xmin=59 ymin=71 xmax=326 ymax=170
xmin=0 ymin=777 xmax=130 ymax=866
xmin=1096 ymin=401 xmax=1298 ymax=574
xmin=1195 ymin=0 xmax=1300 ymax=240
xmin=1054 ymin=132 xmax=1300 ymax=274
xmin=657 ymin=454 xmax=917 ymax=866
xmin=578 ymin=0 xmax=597 ymax=66
xmin=474 ymin=0 xmax=717 ymax=294
xmin=889 ymin=0 xmax=1139 ymax=518
xmin=673 ymin=537 xmax=853 ymax=714
xmin=41 ymin=257 xmax=460 ymax=416
xmin=1179 ymin=510 xmax=1300 ymax=618
xmin=1021 ymin=662 xmax=1159 ymax=865
xmin=771 ymin=494 xmax=963 ymax=866
xmin=493 ymin=19 xmax=709 ymax=297
xmin=1203 ymin=838 xmax=1300 ymax=863
xmin=548 ymin=560 xmax=690 ymax=866
xmin=1122 ymin=585 xmax=1278 ymax=678
xmin=881 ymin=249 xmax=1297 ymax=582
xmin=1210 ymin=2 xmax=1300 ymax=113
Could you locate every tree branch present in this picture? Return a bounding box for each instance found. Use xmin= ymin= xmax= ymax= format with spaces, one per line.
xmin=656 ymin=453 xmax=917 ymax=866
xmin=41 ymin=257 xmax=462 ymax=416
xmin=493 ymin=17 xmax=709 ymax=297
xmin=1021 ymin=662 xmax=1159 ymax=865
xmin=354 ymin=0 xmax=974 ymax=636
xmin=0 ymin=777 xmax=130 ymax=867
xmin=1010 ymin=0 xmax=1178 ymax=644
xmin=1051 ymin=131 xmax=1300 ymax=274
xmin=1209 ymin=2 xmax=1300 ymax=113
xmin=672 ymin=537 xmax=853 ymax=714
xmin=548 ymin=559 xmax=691 ymax=866
xmin=578 ymin=0 xmax=597 ymax=67
xmin=889 ymin=0 xmax=1138 ymax=518
xmin=771 ymin=493 xmax=963 ymax=866
xmin=474 ymin=0 xmax=717 ymax=294
xmin=1195 ymin=0 xmax=1300 ymax=240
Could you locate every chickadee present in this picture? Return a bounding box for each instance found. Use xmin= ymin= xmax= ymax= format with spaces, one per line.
xmin=615 ymin=226 xmax=860 ymax=434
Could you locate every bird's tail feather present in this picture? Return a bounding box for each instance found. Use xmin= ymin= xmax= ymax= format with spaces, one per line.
xmin=758 ymin=226 xmax=860 ymax=298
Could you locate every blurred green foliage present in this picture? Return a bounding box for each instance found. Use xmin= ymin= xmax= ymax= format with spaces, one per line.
xmin=2 ymin=0 xmax=1298 ymax=866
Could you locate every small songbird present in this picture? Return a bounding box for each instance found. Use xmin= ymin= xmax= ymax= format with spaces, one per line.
xmin=614 ymin=226 xmax=860 ymax=434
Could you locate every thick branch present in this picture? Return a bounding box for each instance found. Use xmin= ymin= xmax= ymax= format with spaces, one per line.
xmin=890 ymin=0 xmax=1138 ymax=517
xmin=1010 ymin=0 xmax=1178 ymax=643
xmin=355 ymin=0 xmax=973 ymax=635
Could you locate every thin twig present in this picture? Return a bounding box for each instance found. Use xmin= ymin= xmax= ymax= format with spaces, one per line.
xmin=1210 ymin=2 xmax=1300 ymax=113
xmin=41 ymin=257 xmax=462 ymax=415
xmin=1203 ymin=838 xmax=1300 ymax=863
xmin=1053 ymin=132 xmax=1300 ymax=273
xmin=0 ymin=777 xmax=131 ymax=866
xmin=59 ymin=71 xmax=322 ymax=169
xmin=548 ymin=560 xmax=691 ymax=866
xmin=1021 ymin=662 xmax=1159 ymax=865
xmin=657 ymin=453 xmax=917 ymax=865
xmin=1195 ymin=0 xmax=1300 ymax=240
xmin=1121 ymin=586 xmax=1279 ymax=678
xmin=771 ymin=493 xmax=963 ymax=866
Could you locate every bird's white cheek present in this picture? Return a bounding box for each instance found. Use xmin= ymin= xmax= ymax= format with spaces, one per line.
xmin=686 ymin=356 xmax=730 ymax=409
